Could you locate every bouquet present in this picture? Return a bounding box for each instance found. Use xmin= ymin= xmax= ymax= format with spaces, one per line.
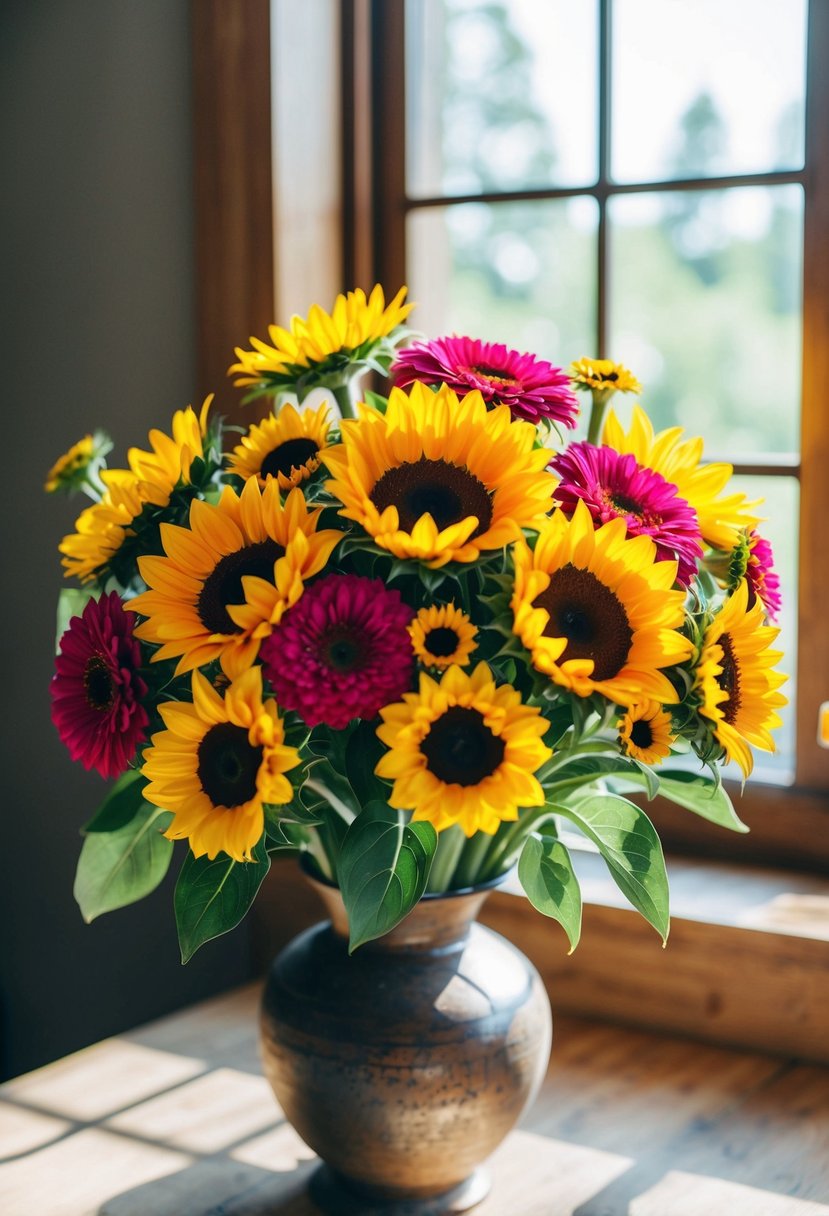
xmin=47 ymin=285 xmax=787 ymax=959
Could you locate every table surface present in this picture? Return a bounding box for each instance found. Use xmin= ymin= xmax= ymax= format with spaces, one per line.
xmin=1 ymin=983 xmax=828 ymax=1216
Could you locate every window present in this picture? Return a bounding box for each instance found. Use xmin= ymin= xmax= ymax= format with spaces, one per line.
xmin=346 ymin=0 xmax=829 ymax=866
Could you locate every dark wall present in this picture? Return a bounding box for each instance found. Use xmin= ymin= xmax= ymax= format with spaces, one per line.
xmin=0 ymin=1 xmax=253 ymax=1080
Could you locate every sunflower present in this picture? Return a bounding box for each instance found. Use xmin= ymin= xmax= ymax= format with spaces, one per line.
xmin=393 ymin=335 xmax=579 ymax=428
xmin=603 ymin=405 xmax=761 ymax=552
xmin=511 ymin=500 xmax=693 ymax=706
xmin=227 ymin=402 xmax=331 ymax=491
xmin=131 ymin=478 xmax=341 ymax=678
xmin=570 ymin=358 xmax=642 ymax=396
xmin=323 ymin=381 xmax=555 ymax=568
xmin=45 ymin=431 xmax=111 ymax=495
xmin=142 ymin=667 xmax=301 ymax=862
xmin=696 ymin=579 xmax=787 ymax=777
xmin=376 ymin=662 xmax=551 ymax=836
xmin=59 ymin=398 xmax=215 ymax=584
xmin=618 ymin=701 xmax=674 ymax=765
xmin=229 ymin=285 xmax=413 ymax=392
xmin=408 ymin=603 xmax=477 ymax=670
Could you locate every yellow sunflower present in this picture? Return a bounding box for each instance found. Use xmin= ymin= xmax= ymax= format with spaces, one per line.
xmin=511 ymin=500 xmax=693 ymax=706
xmin=323 ymin=381 xmax=556 ymax=568
xmin=376 ymin=662 xmax=551 ymax=836
xmin=618 ymin=701 xmax=675 ymax=765
xmin=408 ymin=603 xmax=477 ymax=670
xmin=131 ymin=478 xmax=341 ymax=678
xmin=696 ymin=579 xmax=787 ymax=777
xmin=142 ymin=667 xmax=301 ymax=862
xmin=45 ymin=432 xmax=111 ymax=494
xmin=229 ymin=285 xmax=413 ymax=387
xmin=569 ymin=358 xmax=642 ymax=396
xmin=603 ymin=404 xmax=761 ymax=552
xmin=227 ymin=402 xmax=331 ymax=490
xmin=58 ymin=398 xmax=214 ymax=583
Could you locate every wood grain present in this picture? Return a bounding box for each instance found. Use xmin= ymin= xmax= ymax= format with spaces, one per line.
xmin=1 ymin=985 xmax=827 ymax=1214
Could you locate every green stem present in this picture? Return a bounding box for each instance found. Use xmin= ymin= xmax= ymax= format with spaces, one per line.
xmin=452 ymin=831 xmax=494 ymax=891
xmin=304 ymin=827 xmax=334 ymax=882
xmin=427 ymin=826 xmax=466 ymax=893
xmin=332 ymin=380 xmax=358 ymax=421
xmin=586 ymin=388 xmax=614 ymax=445
xmin=480 ymin=805 xmax=558 ymax=881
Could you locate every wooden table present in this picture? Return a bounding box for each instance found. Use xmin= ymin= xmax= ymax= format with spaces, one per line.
xmin=1 ymin=984 xmax=827 ymax=1215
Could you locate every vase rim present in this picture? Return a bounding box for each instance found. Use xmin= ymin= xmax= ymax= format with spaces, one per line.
xmin=297 ymin=851 xmax=511 ymax=900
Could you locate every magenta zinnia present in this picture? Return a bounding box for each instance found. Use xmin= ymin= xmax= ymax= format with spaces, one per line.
xmin=746 ymin=531 xmax=782 ymax=623
xmin=392 ymin=335 xmax=580 ymax=428
xmin=50 ymin=592 xmax=149 ymax=779
xmin=260 ymin=574 xmax=415 ymax=729
xmin=551 ymin=442 xmax=703 ymax=587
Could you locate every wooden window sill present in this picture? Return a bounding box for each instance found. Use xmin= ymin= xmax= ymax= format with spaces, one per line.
xmin=253 ymin=853 xmax=829 ymax=1064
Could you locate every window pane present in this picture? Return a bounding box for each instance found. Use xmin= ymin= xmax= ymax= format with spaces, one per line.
xmin=608 ymin=186 xmax=803 ymax=457
xmin=407 ymin=198 xmax=598 ymax=362
xmin=730 ymin=475 xmax=798 ymax=785
xmin=406 ymin=0 xmax=598 ymax=197
xmin=611 ymin=0 xmax=807 ymax=183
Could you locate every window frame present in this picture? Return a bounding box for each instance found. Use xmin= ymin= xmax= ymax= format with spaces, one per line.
xmin=344 ymin=0 xmax=829 ymax=868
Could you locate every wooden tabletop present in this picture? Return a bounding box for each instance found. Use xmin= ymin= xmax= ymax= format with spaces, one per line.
xmin=1 ymin=984 xmax=827 ymax=1216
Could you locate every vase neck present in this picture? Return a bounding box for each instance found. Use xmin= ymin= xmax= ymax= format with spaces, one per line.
xmin=306 ymin=875 xmax=494 ymax=951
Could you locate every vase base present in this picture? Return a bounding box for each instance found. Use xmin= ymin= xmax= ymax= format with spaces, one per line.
xmin=308 ymin=1164 xmax=492 ymax=1215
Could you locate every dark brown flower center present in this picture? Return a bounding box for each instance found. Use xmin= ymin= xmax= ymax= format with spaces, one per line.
xmin=535 ymin=563 xmax=633 ymax=681
xmin=260 ymin=437 xmax=319 ymax=481
xmin=198 ymin=540 xmax=285 ymax=635
xmin=370 ymin=459 xmax=493 ymax=538
xmin=421 ymin=706 xmax=505 ymax=786
xmin=197 ymin=722 xmax=263 ymax=809
xmin=425 ymin=626 xmax=460 ymax=658
xmin=630 ymin=719 xmax=654 ymax=750
xmin=84 ymin=654 xmax=115 ymax=712
xmin=322 ymin=627 xmax=366 ymax=673
xmin=717 ymin=633 xmax=742 ymax=724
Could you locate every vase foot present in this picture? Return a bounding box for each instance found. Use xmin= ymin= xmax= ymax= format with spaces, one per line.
xmin=308 ymin=1164 xmax=492 ymax=1215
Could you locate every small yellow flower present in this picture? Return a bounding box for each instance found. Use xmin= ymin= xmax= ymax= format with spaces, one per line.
xmin=696 ymin=580 xmax=787 ymax=777
xmin=142 ymin=667 xmax=301 ymax=862
xmin=227 ymin=402 xmax=331 ymax=491
xmin=570 ymin=358 xmax=642 ymax=396
xmin=409 ymin=604 xmax=477 ymax=670
xmin=45 ymin=434 xmax=108 ymax=494
xmin=618 ymin=701 xmax=675 ymax=765
xmin=376 ymin=662 xmax=552 ymax=836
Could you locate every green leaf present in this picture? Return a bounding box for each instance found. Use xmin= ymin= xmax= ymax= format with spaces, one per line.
xmin=651 ymin=769 xmax=748 ymax=832
xmin=345 ymin=720 xmax=387 ymax=806
xmin=631 ymin=757 xmax=661 ymax=801
xmin=83 ymin=768 xmax=147 ymax=833
xmin=338 ymin=801 xmax=437 ymax=952
xmin=174 ymin=839 xmax=271 ymax=963
xmin=55 ymin=587 xmax=96 ymax=648
xmin=518 ymin=834 xmax=582 ymax=953
xmin=557 ymin=793 xmax=670 ymax=943
xmin=74 ymin=805 xmax=173 ymax=922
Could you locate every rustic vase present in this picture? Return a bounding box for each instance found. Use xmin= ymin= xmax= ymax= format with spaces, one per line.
xmin=259 ymin=866 xmax=552 ymax=1214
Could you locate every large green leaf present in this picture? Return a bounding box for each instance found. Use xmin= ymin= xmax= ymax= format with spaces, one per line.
xmin=74 ymin=805 xmax=173 ymax=922
xmin=518 ymin=834 xmax=582 ymax=953
xmin=174 ymin=839 xmax=271 ymax=963
xmin=557 ymin=793 xmax=670 ymax=943
xmin=338 ymin=802 xmax=437 ymax=952
xmin=648 ymin=769 xmax=748 ymax=832
xmin=83 ymin=768 xmax=148 ymax=833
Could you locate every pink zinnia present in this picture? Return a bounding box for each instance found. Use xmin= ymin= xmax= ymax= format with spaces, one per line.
xmin=260 ymin=575 xmax=414 ymax=729
xmin=392 ymin=335 xmax=580 ymax=428
xmin=551 ymin=442 xmax=703 ymax=587
xmin=746 ymin=531 xmax=782 ymax=622
xmin=51 ymin=591 xmax=149 ymax=779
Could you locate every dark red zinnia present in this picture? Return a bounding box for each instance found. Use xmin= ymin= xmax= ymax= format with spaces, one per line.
xmin=392 ymin=335 xmax=580 ymax=428
xmin=51 ymin=591 xmax=149 ymax=779
xmin=551 ymin=441 xmax=704 ymax=587
xmin=260 ymin=574 xmax=414 ymax=729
